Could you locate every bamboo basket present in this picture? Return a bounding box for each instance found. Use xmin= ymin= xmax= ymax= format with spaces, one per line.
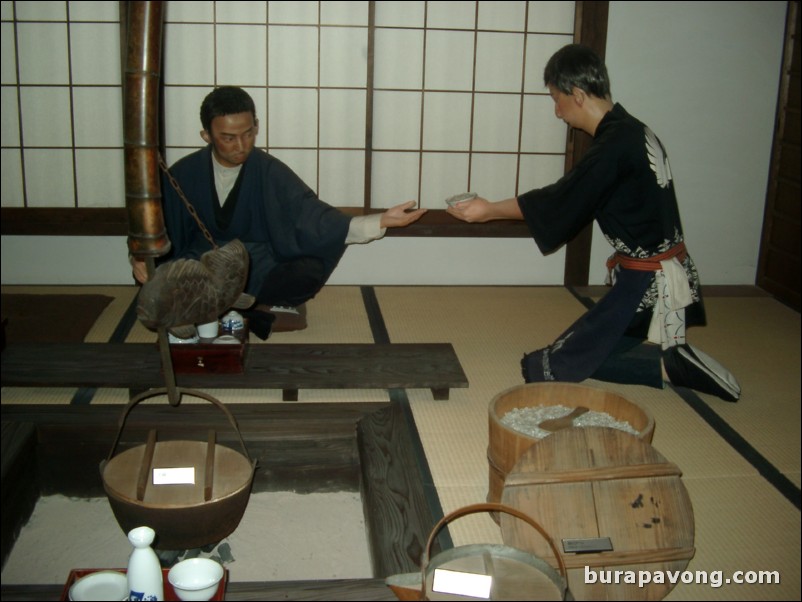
xmin=100 ymin=389 xmax=256 ymax=550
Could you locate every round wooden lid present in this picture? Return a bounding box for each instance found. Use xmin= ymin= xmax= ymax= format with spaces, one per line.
xmin=500 ymin=427 xmax=694 ymax=601
xmin=103 ymin=441 xmax=253 ymax=506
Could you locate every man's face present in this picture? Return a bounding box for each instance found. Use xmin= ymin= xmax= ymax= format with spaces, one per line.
xmin=548 ymin=85 xmax=579 ymax=126
xmin=201 ymin=112 xmax=259 ymax=167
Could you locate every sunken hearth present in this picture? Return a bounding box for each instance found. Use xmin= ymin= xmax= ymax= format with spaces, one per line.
xmin=0 ymin=400 xmax=443 ymax=601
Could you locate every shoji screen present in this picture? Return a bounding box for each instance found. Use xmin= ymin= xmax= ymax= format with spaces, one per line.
xmin=159 ymin=1 xmax=575 ymax=211
xmin=1 ymin=1 xmax=124 ymax=208
xmin=2 ymin=1 xmax=574 ymax=215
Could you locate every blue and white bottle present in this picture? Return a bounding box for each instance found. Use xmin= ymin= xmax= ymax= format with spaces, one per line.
xmin=127 ymin=526 xmax=163 ymax=601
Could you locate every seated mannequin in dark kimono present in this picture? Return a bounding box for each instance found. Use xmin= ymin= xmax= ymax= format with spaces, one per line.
xmin=131 ymin=86 xmax=426 ymax=338
xmin=446 ymin=44 xmax=740 ymax=402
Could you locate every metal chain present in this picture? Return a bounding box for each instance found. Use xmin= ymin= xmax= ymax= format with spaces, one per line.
xmin=158 ymin=153 xmax=219 ymax=250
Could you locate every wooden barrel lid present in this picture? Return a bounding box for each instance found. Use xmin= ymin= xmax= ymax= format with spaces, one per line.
xmin=500 ymin=427 xmax=694 ymax=601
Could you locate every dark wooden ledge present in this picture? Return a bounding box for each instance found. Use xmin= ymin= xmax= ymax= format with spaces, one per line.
xmin=0 ymin=207 xmax=529 ymax=238
xmin=1 ymin=342 xmax=468 ymax=401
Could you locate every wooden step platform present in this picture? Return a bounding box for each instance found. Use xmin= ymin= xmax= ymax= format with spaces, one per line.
xmin=1 ymin=342 xmax=468 ymax=401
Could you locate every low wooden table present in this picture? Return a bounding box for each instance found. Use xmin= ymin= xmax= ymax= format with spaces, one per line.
xmin=1 ymin=342 xmax=468 ymax=401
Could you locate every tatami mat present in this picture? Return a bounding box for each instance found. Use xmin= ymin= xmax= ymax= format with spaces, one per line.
xmin=375 ymin=285 xmax=800 ymax=601
xmin=574 ymin=291 xmax=801 ymax=487
xmin=669 ymin=475 xmax=800 ymax=600
xmin=378 ymin=287 xmax=590 ymax=549
xmin=2 ymin=284 xmax=800 ymax=600
xmin=683 ymin=297 xmax=801 ymax=483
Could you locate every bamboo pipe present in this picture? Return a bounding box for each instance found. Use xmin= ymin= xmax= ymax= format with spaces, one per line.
xmin=123 ymin=1 xmax=180 ymax=406
xmin=124 ymin=0 xmax=170 ymax=260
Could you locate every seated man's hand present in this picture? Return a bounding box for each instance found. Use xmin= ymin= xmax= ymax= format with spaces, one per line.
xmin=130 ymin=256 xmax=149 ymax=284
xmin=380 ymin=200 xmax=427 ymax=229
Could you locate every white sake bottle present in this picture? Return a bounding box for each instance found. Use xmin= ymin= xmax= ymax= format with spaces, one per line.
xmin=127 ymin=526 xmax=164 ymax=601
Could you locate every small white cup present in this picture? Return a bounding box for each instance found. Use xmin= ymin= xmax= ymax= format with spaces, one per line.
xmin=168 ymin=558 xmax=224 ymax=601
xmin=168 ymin=332 xmax=200 ymax=344
xmin=196 ymin=320 xmax=219 ymax=339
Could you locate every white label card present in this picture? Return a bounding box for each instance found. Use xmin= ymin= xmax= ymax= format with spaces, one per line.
xmin=153 ymin=467 xmax=195 ymax=485
xmin=432 ymin=568 xmax=492 ymax=599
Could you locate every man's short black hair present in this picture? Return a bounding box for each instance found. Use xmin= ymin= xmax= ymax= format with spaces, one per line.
xmin=200 ymin=86 xmax=256 ymax=132
xmin=544 ymin=44 xmax=611 ymax=99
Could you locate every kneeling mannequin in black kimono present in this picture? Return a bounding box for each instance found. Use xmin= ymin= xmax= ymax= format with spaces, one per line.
xmin=447 ymin=44 xmax=740 ymax=402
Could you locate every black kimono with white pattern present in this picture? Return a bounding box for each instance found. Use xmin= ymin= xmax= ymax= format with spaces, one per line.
xmin=518 ymin=104 xmax=706 ymax=386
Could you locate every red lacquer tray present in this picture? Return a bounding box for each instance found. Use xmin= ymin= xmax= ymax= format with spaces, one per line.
xmin=60 ymin=567 xmax=227 ymax=601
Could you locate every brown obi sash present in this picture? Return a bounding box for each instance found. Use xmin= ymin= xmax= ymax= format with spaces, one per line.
xmin=606 ymin=242 xmax=687 ymax=273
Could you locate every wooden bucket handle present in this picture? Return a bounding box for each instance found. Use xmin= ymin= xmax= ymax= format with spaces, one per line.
xmin=104 ymin=387 xmax=254 ymax=467
xmin=421 ymin=502 xmax=569 ymax=593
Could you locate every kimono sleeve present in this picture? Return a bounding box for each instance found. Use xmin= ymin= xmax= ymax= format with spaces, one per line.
xmin=258 ymin=156 xmax=351 ymax=268
xmin=518 ymin=129 xmax=625 ymax=255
